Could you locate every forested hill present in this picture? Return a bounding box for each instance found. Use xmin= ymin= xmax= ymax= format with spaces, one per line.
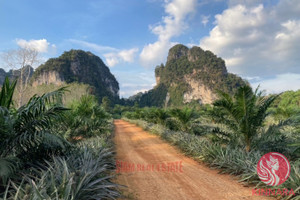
xmin=129 ymin=44 xmax=246 ymax=107
xmin=31 ymin=49 xmax=119 ymax=102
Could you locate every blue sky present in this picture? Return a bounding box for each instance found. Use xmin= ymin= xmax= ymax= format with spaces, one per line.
xmin=1 ymin=0 xmax=300 ymax=97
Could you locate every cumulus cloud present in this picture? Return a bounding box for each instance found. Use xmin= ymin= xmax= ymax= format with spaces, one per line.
xmin=200 ymin=1 xmax=300 ymax=77
xmin=16 ymin=39 xmax=55 ymax=53
xmin=113 ymin=71 xmax=156 ymax=97
xmin=140 ymin=0 xmax=197 ymax=67
xmin=104 ymin=48 xmax=139 ymax=67
xmin=69 ymin=39 xmax=138 ymax=67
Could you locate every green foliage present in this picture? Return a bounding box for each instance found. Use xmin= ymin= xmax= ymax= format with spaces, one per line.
xmin=122 ymin=106 xmax=198 ymax=133
xmin=3 ymin=137 xmax=120 ymax=200
xmin=0 ymin=78 xmax=119 ymax=199
xmin=0 ymin=87 xmax=70 ymax=186
xmin=58 ymin=95 xmax=112 ymax=141
xmin=167 ymin=83 xmax=188 ymax=106
xmin=111 ymin=104 xmax=135 ymax=119
xmin=0 ymin=77 xmax=17 ymax=109
xmin=101 ymin=96 xmax=111 ymax=112
xmin=136 ymin=83 xmax=168 ymax=107
xmin=269 ymin=90 xmax=300 ymax=121
xmin=169 ymin=107 xmax=197 ymax=131
xmin=209 ymin=85 xmax=278 ymax=152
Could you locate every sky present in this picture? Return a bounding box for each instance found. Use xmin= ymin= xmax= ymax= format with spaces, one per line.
xmin=1 ymin=0 xmax=300 ymax=97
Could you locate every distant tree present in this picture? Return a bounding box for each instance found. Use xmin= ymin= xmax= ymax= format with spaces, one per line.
xmin=134 ymin=101 xmax=139 ymax=108
xmin=170 ymin=107 xmax=197 ymax=131
xmin=101 ymin=96 xmax=111 ymax=112
xmin=269 ymin=90 xmax=300 ymax=121
xmin=154 ymin=108 xmax=169 ymax=125
xmin=1 ymin=48 xmax=40 ymax=107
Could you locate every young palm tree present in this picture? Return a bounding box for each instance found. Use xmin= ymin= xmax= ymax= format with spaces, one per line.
xmin=170 ymin=107 xmax=196 ymax=132
xmin=0 ymin=78 xmax=69 ymax=185
xmin=62 ymin=95 xmax=112 ymax=140
xmin=153 ymin=108 xmax=169 ymax=125
xmin=211 ymin=85 xmax=277 ymax=152
xmin=0 ymin=77 xmax=17 ymax=109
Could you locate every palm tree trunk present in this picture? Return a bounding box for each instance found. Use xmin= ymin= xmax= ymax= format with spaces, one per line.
xmin=246 ymin=140 xmax=251 ymax=152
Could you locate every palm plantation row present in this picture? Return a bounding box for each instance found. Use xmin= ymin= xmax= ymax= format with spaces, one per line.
xmin=0 ymin=77 xmax=120 ymax=199
xmin=122 ymin=85 xmax=300 ymax=199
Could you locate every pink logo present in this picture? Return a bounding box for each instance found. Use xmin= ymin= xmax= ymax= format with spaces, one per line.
xmin=257 ymin=152 xmax=290 ymax=186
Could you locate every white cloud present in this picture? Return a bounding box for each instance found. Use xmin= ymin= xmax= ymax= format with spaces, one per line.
xmin=244 ymin=76 xmax=260 ymax=81
xmin=119 ymin=48 xmax=139 ymax=63
xmin=228 ymin=0 xmax=264 ymax=7
xmin=16 ymin=39 xmax=55 ymax=53
xmin=104 ymin=48 xmax=138 ymax=67
xmin=201 ymin=15 xmax=210 ymax=26
xmin=140 ymin=40 xmax=174 ymax=67
xmin=251 ymin=73 xmax=300 ymax=93
xmin=200 ymin=1 xmax=300 ymax=77
xmin=104 ymin=54 xmax=119 ymax=67
xmin=69 ymin=39 xmax=138 ymax=67
xmin=133 ymin=88 xmax=150 ymax=94
xmin=112 ymin=70 xmax=156 ymax=98
xmin=140 ymin=0 xmax=197 ymax=67
xmin=68 ymin=39 xmax=117 ymax=52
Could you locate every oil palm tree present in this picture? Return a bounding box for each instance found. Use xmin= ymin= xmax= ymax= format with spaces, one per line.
xmin=154 ymin=108 xmax=169 ymax=125
xmin=210 ymin=85 xmax=278 ymax=152
xmin=170 ymin=107 xmax=197 ymax=132
xmin=62 ymin=95 xmax=112 ymax=140
xmin=0 ymin=77 xmax=69 ymax=185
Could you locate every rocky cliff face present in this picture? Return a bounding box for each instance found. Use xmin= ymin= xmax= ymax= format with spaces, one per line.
xmin=134 ymin=44 xmax=246 ymax=107
xmin=0 ymin=65 xmax=34 ymax=86
xmin=183 ymin=69 xmax=217 ymax=104
xmin=32 ymin=71 xmax=64 ymax=87
xmin=32 ymin=50 xmax=119 ymax=101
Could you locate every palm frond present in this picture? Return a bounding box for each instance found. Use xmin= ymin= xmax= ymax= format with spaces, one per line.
xmin=0 ymin=156 xmax=21 ymax=185
xmin=0 ymin=77 xmax=17 ymax=109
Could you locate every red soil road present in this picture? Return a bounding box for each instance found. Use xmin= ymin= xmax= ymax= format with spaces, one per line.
xmin=114 ymin=120 xmax=271 ymax=200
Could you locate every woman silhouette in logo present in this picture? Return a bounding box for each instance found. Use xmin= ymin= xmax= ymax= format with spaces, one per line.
xmin=258 ymin=155 xmax=280 ymax=186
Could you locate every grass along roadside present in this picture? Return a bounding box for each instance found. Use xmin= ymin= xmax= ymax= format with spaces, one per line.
xmin=123 ymin=118 xmax=300 ymax=200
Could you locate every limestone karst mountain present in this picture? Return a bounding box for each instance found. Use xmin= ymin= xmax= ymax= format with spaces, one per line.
xmin=31 ymin=49 xmax=119 ymax=102
xmin=130 ymin=44 xmax=246 ymax=107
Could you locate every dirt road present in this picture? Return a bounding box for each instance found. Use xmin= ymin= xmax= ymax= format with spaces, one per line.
xmin=114 ymin=120 xmax=270 ymax=200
